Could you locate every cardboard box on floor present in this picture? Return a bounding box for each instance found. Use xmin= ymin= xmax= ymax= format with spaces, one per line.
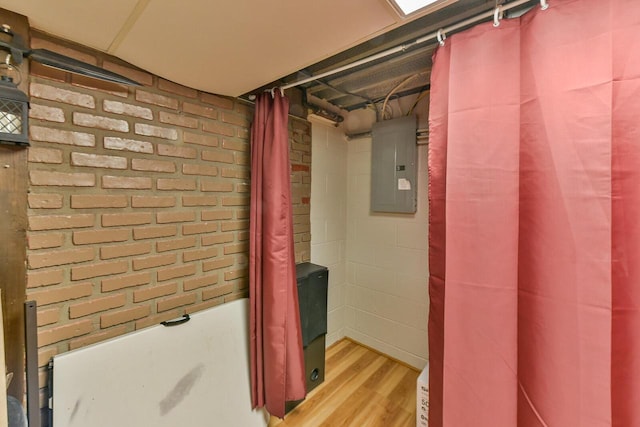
xmin=416 ymin=363 xmax=428 ymax=427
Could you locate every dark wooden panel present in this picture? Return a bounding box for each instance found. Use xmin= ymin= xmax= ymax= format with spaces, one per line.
xmin=0 ymin=7 xmax=29 ymax=400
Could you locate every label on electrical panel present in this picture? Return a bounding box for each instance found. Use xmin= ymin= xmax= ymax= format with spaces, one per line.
xmin=398 ymin=178 xmax=411 ymax=190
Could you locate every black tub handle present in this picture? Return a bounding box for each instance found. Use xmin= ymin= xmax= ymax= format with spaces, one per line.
xmin=161 ymin=314 xmax=190 ymax=327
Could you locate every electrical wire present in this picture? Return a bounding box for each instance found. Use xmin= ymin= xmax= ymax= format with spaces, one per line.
xmin=381 ymin=73 xmax=424 ymax=120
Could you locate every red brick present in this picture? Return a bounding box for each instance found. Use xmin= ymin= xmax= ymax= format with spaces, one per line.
xmin=131 ymin=196 xmax=176 ymax=208
xmin=201 ymin=181 xmax=234 ymax=192
xmin=224 ymin=243 xmax=248 ymax=255
xmin=73 ymin=112 xmax=129 ymax=132
xmin=31 ymin=61 xmax=67 ymax=82
xmin=30 ymin=171 xmax=95 ymax=187
xmin=182 ymin=222 xmax=217 ymax=235
xmin=159 ymin=111 xmax=198 ymax=129
xmin=202 ymin=121 xmax=234 ymax=137
xmin=133 ymin=282 xmax=178 ymax=303
xmin=30 ymin=126 xmax=95 ymax=147
xmin=156 ymin=211 xmax=196 ymax=224
xmin=202 ymin=283 xmax=234 ymax=300
xmin=201 ymin=150 xmax=234 ymax=164
xmin=292 ymin=164 xmax=310 ymax=172
xmin=201 ymin=233 xmax=234 ymax=246
xmin=69 ymin=325 xmax=129 ymax=350
xmin=28 ymin=193 xmax=63 ymax=209
xmin=225 ymin=291 xmax=248 ymax=302
xmin=201 ymin=210 xmax=233 ymax=221
xmin=37 ymin=307 xmax=60 ymax=327
xmin=183 ymin=247 xmax=217 ymax=262
xmin=29 ymin=103 xmax=65 ymax=123
xmin=135 ymin=310 xmax=181 ymax=330
xmin=133 ymin=225 xmax=177 ymax=240
xmin=71 ymin=260 xmax=128 ymax=280
xmin=236 ymin=153 xmax=249 ymax=166
xmin=221 ymin=220 xmax=249 ymax=232
xmin=71 ymin=194 xmax=128 ymax=209
xmin=27 ymin=248 xmax=95 ymax=268
xmin=103 ymin=61 xmax=154 ymax=86
xmin=102 ymin=175 xmax=152 ymax=189
xmin=158 ymin=79 xmax=197 ymax=98
xmin=28 ymin=232 xmax=64 ymax=250
xmin=185 ymin=298 xmax=223 ymax=314
xmin=200 ymin=93 xmax=234 ymax=110
xmin=221 ymin=112 xmax=249 ymax=127
xmin=157 ymin=293 xmax=197 ymax=312
xmin=157 ymin=264 xmax=196 ymax=281
xmin=224 ymin=269 xmax=247 ymax=281
xmin=29 ymin=214 xmax=95 ymax=231
xmin=101 ymin=272 xmax=151 ymax=292
xmin=102 ymin=99 xmax=153 ymax=120
xmin=69 ymin=293 xmax=126 ymax=318
xmin=236 ymin=209 xmax=250 ymax=219
xmin=222 ymin=196 xmax=249 ymax=206
xmin=183 ymin=103 xmax=218 ymax=119
xmin=26 ymin=269 xmax=64 ymax=288
xmin=102 ymin=212 xmax=152 ymax=227
xmin=39 ymin=319 xmax=93 ymax=346
xmin=101 ymin=242 xmax=152 ymax=259
xmin=238 ymin=231 xmax=249 ymax=241
xmin=135 ymin=90 xmax=178 ymax=109
xmin=73 ymin=229 xmax=130 ymax=245
xmin=183 ymin=274 xmax=218 ymax=291
xmin=236 ymin=183 xmax=250 ymax=193
xmin=30 ymin=282 xmax=93 ymax=306
xmin=157 ymin=144 xmax=197 ymax=159
xmin=28 ymin=147 xmax=63 ymax=164
xmin=71 ymin=74 xmax=129 ymax=97
xmin=157 ymin=178 xmax=196 ymax=191
xmin=104 ymin=136 xmax=153 ymax=153
xmin=182 ymin=164 xmax=217 ymax=176
xmin=156 ymin=236 xmax=197 ymax=252
xmin=182 ymin=195 xmax=217 ymax=206
xmin=32 ymin=36 xmax=97 ymax=64
xmin=131 ymin=158 xmax=176 ymax=173
xmin=71 ymin=151 xmax=127 ymax=169
xmin=202 ymin=257 xmax=234 ymax=272
xmin=221 ymin=168 xmax=249 ymax=179
xmin=134 ymin=123 xmax=178 ymax=140
xmin=183 ymin=132 xmax=218 ymax=147
xmin=133 ymin=253 xmax=176 ymax=271
xmin=30 ymin=82 xmax=95 ymax=108
xmin=222 ymin=139 xmax=249 ymax=152
xmin=101 ymin=305 xmax=150 ymax=328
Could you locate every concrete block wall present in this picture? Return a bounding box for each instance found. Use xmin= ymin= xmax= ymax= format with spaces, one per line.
xmin=310 ymin=121 xmax=347 ymax=347
xmin=25 ymin=32 xmax=311 ymax=408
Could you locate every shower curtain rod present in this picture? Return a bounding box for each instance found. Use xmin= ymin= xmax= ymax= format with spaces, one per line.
xmin=280 ymin=0 xmax=541 ymax=91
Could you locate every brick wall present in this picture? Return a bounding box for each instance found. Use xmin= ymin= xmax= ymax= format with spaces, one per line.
xmin=25 ymin=32 xmax=311 ymax=410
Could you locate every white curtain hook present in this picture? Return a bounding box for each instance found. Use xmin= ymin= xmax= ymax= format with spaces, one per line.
xmin=436 ymin=29 xmax=446 ymax=47
xmin=270 ymin=88 xmax=275 ymax=99
xmin=279 ymin=87 xmax=284 ymax=97
xmin=493 ymin=5 xmax=503 ymax=27
xmin=540 ymin=0 xmax=549 ymax=10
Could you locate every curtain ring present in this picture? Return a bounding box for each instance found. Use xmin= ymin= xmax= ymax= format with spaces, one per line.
xmin=270 ymin=88 xmax=275 ymax=99
xmin=436 ymin=29 xmax=446 ymax=47
xmin=493 ymin=5 xmax=503 ymax=27
xmin=279 ymin=87 xmax=284 ymax=97
xmin=540 ymin=0 xmax=549 ymax=10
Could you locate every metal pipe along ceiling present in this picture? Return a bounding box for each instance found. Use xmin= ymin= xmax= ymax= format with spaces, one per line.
xmin=280 ymin=0 xmax=542 ymax=91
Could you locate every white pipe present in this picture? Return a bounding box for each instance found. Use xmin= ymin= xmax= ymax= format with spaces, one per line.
xmin=280 ymin=0 xmax=538 ymax=90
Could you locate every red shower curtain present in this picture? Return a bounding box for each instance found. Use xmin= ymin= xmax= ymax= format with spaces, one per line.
xmin=428 ymin=0 xmax=640 ymax=426
xmin=249 ymin=92 xmax=306 ymax=418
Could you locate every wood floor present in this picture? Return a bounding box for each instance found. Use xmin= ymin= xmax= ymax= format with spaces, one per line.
xmin=269 ymin=339 xmax=419 ymax=427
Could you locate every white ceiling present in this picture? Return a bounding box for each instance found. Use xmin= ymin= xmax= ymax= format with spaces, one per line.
xmin=0 ymin=0 xmax=452 ymax=96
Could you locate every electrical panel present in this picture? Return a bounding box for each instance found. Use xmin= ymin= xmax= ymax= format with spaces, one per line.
xmin=371 ymin=115 xmax=417 ymax=213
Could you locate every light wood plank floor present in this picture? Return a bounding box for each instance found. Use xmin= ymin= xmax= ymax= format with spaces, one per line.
xmin=269 ymin=339 xmax=419 ymax=427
